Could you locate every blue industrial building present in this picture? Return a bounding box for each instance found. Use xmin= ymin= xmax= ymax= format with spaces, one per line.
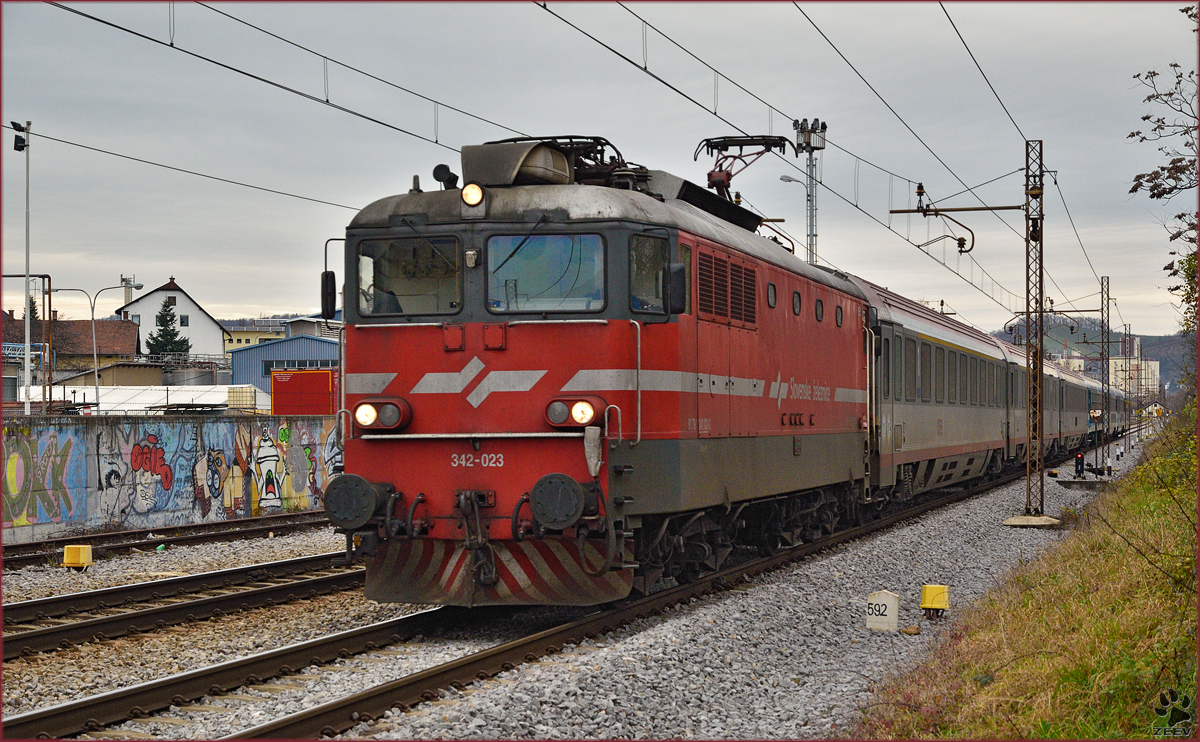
xmin=230 ymin=334 xmax=339 ymax=394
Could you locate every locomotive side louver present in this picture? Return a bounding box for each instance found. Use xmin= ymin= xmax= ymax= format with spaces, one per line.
xmin=699 ymin=253 xmax=715 ymax=315
xmin=730 ymin=263 xmax=756 ymax=324
xmin=712 ymin=255 xmax=729 ymax=318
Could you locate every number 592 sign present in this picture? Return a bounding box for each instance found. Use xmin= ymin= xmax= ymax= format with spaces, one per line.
xmin=866 ymin=590 xmax=899 ymax=632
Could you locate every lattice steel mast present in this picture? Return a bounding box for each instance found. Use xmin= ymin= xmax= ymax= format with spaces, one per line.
xmin=1024 ymin=140 xmax=1045 ymax=516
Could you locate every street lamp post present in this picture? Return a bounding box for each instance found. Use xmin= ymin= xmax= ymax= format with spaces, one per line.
xmin=53 ymin=283 xmax=142 ymax=413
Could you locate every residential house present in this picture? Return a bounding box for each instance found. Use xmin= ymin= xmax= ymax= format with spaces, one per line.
xmin=115 ymin=277 xmax=230 ymax=357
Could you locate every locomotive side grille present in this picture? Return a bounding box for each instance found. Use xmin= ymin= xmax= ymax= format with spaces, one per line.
xmin=698 ymin=252 xmax=715 ymax=315
xmin=741 ymin=265 xmax=756 ymax=323
xmin=729 ymin=262 xmax=745 ymax=322
xmin=712 ymin=255 xmax=729 ymax=317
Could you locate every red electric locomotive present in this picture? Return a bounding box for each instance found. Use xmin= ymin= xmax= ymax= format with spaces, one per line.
xmin=322 ymin=136 xmax=875 ymax=606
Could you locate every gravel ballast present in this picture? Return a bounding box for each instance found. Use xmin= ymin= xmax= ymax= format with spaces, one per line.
xmin=4 ymin=441 xmax=1141 ymax=739
xmin=2 ymin=527 xmax=344 ymax=603
xmin=339 ymin=448 xmax=1137 ymax=739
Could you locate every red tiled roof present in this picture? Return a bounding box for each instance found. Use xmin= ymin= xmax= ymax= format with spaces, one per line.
xmin=1 ymin=317 xmax=139 ymax=356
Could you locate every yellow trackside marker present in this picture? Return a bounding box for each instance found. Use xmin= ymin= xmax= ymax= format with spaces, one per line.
xmin=920 ymin=584 xmax=949 ymax=620
xmin=63 ymin=544 xmax=93 ymax=571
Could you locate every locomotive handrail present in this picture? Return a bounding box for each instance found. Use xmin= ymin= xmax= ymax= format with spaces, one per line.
xmin=355 ymin=322 xmax=445 ymax=329
xmin=509 ymin=319 xmax=610 ymax=325
xmin=630 ymin=319 xmax=642 ymax=447
xmin=604 ymin=404 xmax=624 ymax=450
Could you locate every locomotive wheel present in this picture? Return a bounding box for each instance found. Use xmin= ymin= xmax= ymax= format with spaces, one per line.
xmin=676 ymin=562 xmax=704 ymax=584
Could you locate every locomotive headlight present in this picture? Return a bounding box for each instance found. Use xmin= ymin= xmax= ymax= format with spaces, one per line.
xmin=378 ymin=403 xmax=401 ymax=427
xmin=461 ymin=182 xmax=484 ymax=207
xmin=354 ymin=403 xmax=379 ymax=427
xmin=570 ymin=401 xmax=595 ymax=425
xmin=546 ymin=401 xmax=570 ymax=425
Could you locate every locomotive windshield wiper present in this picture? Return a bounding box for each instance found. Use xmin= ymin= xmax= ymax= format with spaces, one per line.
xmin=491 ymin=214 xmax=549 ymax=274
xmin=398 ymin=216 xmax=458 ymax=272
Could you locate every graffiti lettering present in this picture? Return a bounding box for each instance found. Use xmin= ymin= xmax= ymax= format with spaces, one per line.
xmin=131 ymin=434 xmax=174 ymax=489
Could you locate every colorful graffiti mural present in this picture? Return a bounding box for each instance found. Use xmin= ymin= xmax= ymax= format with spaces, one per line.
xmin=2 ymin=416 xmax=339 ymax=542
xmin=3 ymin=424 xmax=87 ymax=528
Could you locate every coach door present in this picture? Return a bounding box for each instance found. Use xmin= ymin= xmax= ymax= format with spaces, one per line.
xmin=875 ymin=322 xmax=897 ymax=486
xmin=695 ymin=242 xmax=730 ymax=438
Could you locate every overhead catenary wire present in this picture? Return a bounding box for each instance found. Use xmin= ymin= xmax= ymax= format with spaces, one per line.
xmin=795 ymin=3 xmax=1096 ymax=316
xmin=939 ymin=2 xmax=1026 ymax=141
xmin=1 ymin=125 xmax=360 ymax=210
xmin=541 ymin=2 xmax=1023 ymax=312
xmin=48 ymin=2 xmax=461 ymax=154
xmin=938 ymin=3 xmax=1107 ymax=301
xmin=195 ymin=2 xmax=528 ymax=138
xmin=615 ymin=2 xmax=917 ymax=185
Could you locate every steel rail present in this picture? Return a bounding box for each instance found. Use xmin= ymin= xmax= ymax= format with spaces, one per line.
xmin=3 ymin=511 xmax=329 ymax=570
xmin=8 ymin=438 xmax=1130 ymax=739
xmin=2 ymin=606 xmax=468 ymax=740
xmin=229 ymin=448 xmax=1102 ymax=739
xmin=4 ymin=552 xmax=347 ymax=625
xmin=4 ymin=566 xmax=363 ymax=661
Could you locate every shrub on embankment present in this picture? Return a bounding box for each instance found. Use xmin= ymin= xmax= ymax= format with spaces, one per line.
xmin=857 ymin=405 xmax=1198 ymax=739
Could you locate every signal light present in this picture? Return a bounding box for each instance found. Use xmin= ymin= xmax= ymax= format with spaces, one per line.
xmin=14 ymin=135 xmax=26 ymax=152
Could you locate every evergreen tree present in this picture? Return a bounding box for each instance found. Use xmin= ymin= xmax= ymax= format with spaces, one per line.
xmin=22 ymin=295 xmax=39 ymax=321
xmin=146 ymin=297 xmax=192 ymax=355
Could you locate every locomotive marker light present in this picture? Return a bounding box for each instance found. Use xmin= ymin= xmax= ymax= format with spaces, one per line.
xmin=353 ymin=398 xmax=413 ymax=431
xmin=544 ymin=396 xmax=606 ymax=428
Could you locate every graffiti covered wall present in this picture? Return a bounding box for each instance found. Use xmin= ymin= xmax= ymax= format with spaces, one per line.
xmin=3 ymin=416 xmax=339 ymax=544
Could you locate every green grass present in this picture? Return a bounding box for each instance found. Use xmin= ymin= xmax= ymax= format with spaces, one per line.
xmin=856 ymin=405 xmax=1197 ymax=739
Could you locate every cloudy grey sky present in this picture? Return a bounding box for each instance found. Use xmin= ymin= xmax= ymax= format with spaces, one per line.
xmin=3 ymin=2 xmax=1196 ymax=335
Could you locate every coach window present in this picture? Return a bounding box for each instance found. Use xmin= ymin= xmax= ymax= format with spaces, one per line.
xmin=969 ymin=357 xmax=979 ymax=405
xmin=991 ymin=365 xmax=999 ymax=406
xmin=947 ymin=351 xmax=957 ymax=404
xmin=815 ymin=298 xmax=824 ymax=322
xmin=767 ymin=282 xmax=777 ymax=308
xmin=881 ymin=337 xmax=891 ymax=399
xmin=359 ymin=236 xmax=462 ymax=316
xmin=629 ymin=234 xmax=669 ymax=314
xmin=792 ymin=291 xmax=802 ymax=315
xmin=935 ymin=347 xmax=946 ymax=403
xmin=919 ymin=342 xmax=932 ymax=402
xmin=895 ymin=337 xmax=904 ymax=400
xmin=904 ymin=337 xmax=917 ymax=401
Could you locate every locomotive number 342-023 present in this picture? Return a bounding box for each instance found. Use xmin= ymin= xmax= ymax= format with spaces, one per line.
xmin=451 ymin=453 xmax=504 ymax=468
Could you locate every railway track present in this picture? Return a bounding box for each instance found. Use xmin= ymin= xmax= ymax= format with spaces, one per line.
xmin=2 ymin=511 xmax=330 ymax=571
xmin=7 ymin=446 xmax=1109 ymax=740
xmin=2 ymin=552 xmax=360 ymax=661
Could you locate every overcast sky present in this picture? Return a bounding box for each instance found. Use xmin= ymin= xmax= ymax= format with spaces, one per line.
xmin=3 ymin=2 xmax=1196 ymax=335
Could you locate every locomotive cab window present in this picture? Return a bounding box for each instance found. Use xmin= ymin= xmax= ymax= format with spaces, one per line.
xmin=358 ymin=236 xmax=462 ymax=316
xmin=629 ymin=234 xmax=668 ymax=314
xmin=488 ymin=233 xmax=605 ymax=313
